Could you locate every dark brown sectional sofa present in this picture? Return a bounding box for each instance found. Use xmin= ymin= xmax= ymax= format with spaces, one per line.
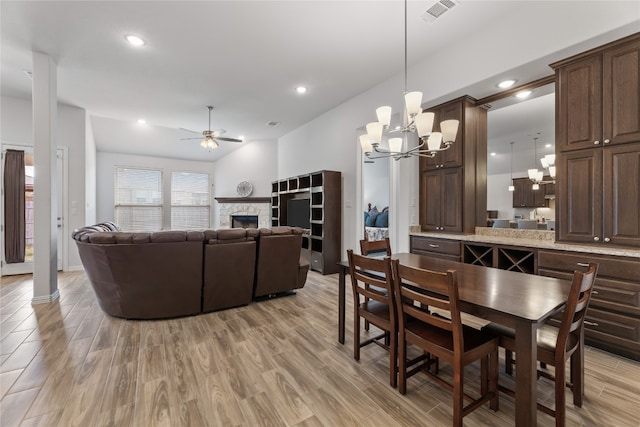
xmin=72 ymin=222 xmax=310 ymax=319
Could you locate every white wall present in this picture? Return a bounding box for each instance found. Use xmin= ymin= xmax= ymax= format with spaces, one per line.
xmin=487 ymin=173 xmax=515 ymax=220
xmin=212 ymin=139 xmax=278 ymax=228
xmin=96 ymin=151 xmax=215 ymax=230
xmin=1 ymin=95 xmax=88 ymax=270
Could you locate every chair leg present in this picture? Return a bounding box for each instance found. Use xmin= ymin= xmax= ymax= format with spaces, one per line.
xmin=505 ymin=349 xmax=514 ymax=375
xmin=489 ymin=350 xmax=499 ymax=411
xmin=398 ymin=334 xmax=407 ymax=395
xmin=453 ymin=361 xmax=464 ymax=427
xmin=354 ymin=309 xmax=361 ymax=361
xmin=365 ymin=319 xmax=370 ymax=331
xmin=571 ymin=346 xmax=584 ymax=407
xmin=390 ymin=330 xmax=397 ymax=388
xmin=555 ymin=357 xmax=567 ymax=427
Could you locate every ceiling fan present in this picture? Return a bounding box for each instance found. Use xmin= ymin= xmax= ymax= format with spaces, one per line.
xmin=180 ymin=106 xmax=242 ymax=150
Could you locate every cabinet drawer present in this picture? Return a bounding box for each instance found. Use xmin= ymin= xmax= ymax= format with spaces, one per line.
xmin=310 ymin=252 xmax=324 ymax=272
xmin=410 ymin=237 xmax=461 ymax=256
xmin=539 ymin=268 xmax=640 ymax=316
xmin=538 ymin=250 xmax=640 ymax=282
xmin=412 ymin=248 xmax=461 ymax=262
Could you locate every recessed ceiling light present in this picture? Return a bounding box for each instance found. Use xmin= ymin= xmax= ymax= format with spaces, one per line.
xmin=498 ymin=79 xmax=516 ymax=88
xmin=545 ymin=143 xmax=552 ymax=148
xmin=296 ymin=86 xmax=307 ymax=94
xmin=490 ymin=152 xmax=497 ymax=156
xmin=125 ymin=34 xmax=146 ymax=46
xmin=137 ymin=119 xmax=146 ymax=124
xmin=516 ymin=90 xmax=532 ymax=99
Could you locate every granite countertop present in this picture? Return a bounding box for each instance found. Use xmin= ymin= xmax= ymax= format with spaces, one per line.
xmin=409 ymin=227 xmax=640 ymax=258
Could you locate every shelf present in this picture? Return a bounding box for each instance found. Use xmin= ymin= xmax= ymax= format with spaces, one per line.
xmin=497 ymin=247 xmax=535 ymax=274
xmin=464 ymin=244 xmax=493 ymax=267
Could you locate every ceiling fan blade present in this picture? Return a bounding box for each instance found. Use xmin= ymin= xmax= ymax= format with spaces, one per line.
xmin=180 ymin=137 xmax=204 ymax=140
xmin=179 ymin=127 xmax=201 ymax=135
xmin=212 ymin=129 xmax=227 ymax=137
xmin=217 ymin=137 xmax=243 ymax=143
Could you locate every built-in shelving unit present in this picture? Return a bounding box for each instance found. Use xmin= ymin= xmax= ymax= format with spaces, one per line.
xmin=271 ymin=170 xmax=341 ymax=274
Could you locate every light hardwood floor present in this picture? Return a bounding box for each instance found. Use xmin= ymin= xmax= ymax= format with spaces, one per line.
xmin=1 ymin=270 xmax=639 ymax=427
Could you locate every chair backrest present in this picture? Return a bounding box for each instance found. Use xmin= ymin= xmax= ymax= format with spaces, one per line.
xmin=347 ymin=249 xmax=395 ymax=309
xmin=556 ymin=262 xmax=599 ymax=355
xmin=517 ymin=219 xmax=538 ymax=229
xmin=359 ymin=237 xmax=392 ymax=257
xmin=391 ymin=260 xmax=463 ymax=353
xmin=492 ymin=219 xmax=511 ymax=229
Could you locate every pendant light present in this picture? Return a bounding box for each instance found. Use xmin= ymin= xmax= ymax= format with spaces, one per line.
xmin=508 ymin=141 xmax=515 ymax=192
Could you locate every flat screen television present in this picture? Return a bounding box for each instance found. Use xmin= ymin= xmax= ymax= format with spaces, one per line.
xmin=287 ymin=198 xmax=310 ymax=229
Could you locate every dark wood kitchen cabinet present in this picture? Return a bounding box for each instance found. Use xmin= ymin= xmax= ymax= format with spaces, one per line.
xmin=554 ymin=33 xmax=640 ymax=248
xmin=555 ymin=34 xmax=640 ymax=153
xmin=419 ymin=96 xmax=487 ymax=233
xmin=512 ymin=177 xmax=548 ymax=208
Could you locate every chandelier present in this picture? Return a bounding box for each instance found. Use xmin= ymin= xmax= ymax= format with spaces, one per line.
xmin=527 ymin=137 xmax=556 ymax=189
xmin=359 ymin=0 xmax=459 ymax=161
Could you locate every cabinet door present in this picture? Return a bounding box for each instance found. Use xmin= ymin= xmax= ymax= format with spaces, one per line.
xmin=603 ymin=143 xmax=640 ymax=247
xmin=512 ymin=178 xmax=528 ymax=208
xmin=441 ymin=168 xmax=463 ymax=232
xmin=420 ymin=170 xmax=441 ymax=231
xmin=424 ymin=102 xmax=463 ymax=169
xmin=557 ymin=150 xmax=603 ymax=243
xmin=556 ymin=55 xmax=603 ymax=152
xmin=419 ymin=168 xmax=462 ymax=232
xmin=533 ymin=184 xmax=547 ymax=207
xmin=603 ymin=37 xmax=640 ymax=146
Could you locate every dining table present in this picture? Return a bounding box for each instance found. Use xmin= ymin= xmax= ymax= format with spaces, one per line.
xmin=337 ymin=252 xmax=572 ymax=427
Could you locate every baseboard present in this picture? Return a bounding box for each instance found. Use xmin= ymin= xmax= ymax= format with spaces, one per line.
xmin=31 ymin=289 xmax=60 ymax=305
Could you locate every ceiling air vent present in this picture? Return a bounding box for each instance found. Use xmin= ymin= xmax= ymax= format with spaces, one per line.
xmin=265 ymin=121 xmax=279 ymax=127
xmin=421 ymin=0 xmax=461 ymax=23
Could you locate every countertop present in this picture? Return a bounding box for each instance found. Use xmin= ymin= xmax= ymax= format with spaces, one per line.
xmin=409 ymin=227 xmax=640 ymax=258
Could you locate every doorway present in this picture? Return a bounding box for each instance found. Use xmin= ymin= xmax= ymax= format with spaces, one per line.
xmin=1 ymin=144 xmax=65 ymax=276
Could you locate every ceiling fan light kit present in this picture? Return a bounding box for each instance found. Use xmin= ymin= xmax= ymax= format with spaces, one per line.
xmin=180 ymin=106 xmax=243 ymax=151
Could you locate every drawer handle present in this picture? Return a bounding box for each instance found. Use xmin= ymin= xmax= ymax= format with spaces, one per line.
xmin=584 ymin=320 xmax=599 ymax=327
xmin=428 ymin=244 xmax=440 ymax=248
xmin=594 ymin=140 xmax=600 ymax=145
xmin=577 ymin=262 xmax=590 ymax=267
xmin=604 ymin=139 xmax=610 ymax=144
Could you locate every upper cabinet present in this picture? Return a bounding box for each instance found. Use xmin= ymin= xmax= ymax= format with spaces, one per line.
xmin=553 ymin=33 xmax=640 ymax=248
xmin=419 ymin=96 xmax=487 ymax=234
xmin=555 ymin=34 xmax=640 ymax=152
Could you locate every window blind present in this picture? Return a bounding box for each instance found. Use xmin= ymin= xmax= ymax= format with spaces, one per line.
xmin=114 ymin=167 xmax=162 ymax=231
xmin=171 ymin=171 xmax=210 ymax=229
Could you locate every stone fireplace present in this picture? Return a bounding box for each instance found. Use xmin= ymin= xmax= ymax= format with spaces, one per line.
xmin=215 ymin=197 xmax=271 ymax=229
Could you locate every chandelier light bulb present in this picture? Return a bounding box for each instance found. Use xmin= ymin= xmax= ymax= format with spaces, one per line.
xmin=528 ymin=168 xmax=539 ymax=180
xmin=532 ymin=183 xmax=540 ymax=190
xmin=375 ymin=106 xmax=392 ymax=127
xmin=508 ymin=184 xmax=515 ymax=192
xmin=549 ymin=166 xmax=556 ymax=178
xmin=415 ymin=112 xmax=435 ymax=137
xmin=427 ymin=132 xmax=443 ymax=151
xmin=365 ymin=122 xmax=383 ymax=145
xmin=440 ymin=120 xmax=460 ymax=143
xmin=404 ymin=92 xmax=423 ymax=117
xmin=359 ymin=134 xmax=373 ymax=154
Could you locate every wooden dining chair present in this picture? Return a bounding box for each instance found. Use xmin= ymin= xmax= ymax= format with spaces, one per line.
xmin=484 ymin=262 xmax=598 ymax=427
xmin=360 ymin=237 xmax=392 ymax=257
xmin=359 ymin=237 xmax=392 ymax=331
xmin=391 ymin=260 xmax=499 ymax=426
xmin=347 ymin=249 xmax=398 ymax=387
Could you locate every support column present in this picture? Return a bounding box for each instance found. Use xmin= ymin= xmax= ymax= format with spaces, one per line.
xmin=32 ymin=52 xmax=59 ymax=304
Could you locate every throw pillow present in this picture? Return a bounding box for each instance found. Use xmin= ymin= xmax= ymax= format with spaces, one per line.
xmin=365 ymin=212 xmax=376 ymax=227
xmin=375 ymin=210 xmax=389 ymax=227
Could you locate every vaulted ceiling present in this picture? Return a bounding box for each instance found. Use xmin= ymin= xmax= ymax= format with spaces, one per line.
xmin=2 ymin=1 xmax=638 ymax=164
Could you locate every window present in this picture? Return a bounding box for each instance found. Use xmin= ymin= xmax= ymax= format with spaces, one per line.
xmin=114 ymin=167 xmax=162 ymax=231
xmin=171 ymin=171 xmax=210 ymax=229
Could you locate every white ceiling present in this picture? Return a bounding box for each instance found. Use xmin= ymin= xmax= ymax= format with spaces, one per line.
xmin=1 ymin=1 xmax=638 ymax=163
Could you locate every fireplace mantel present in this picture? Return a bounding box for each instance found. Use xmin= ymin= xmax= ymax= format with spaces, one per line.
xmin=214 ymin=197 xmax=270 ymax=203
